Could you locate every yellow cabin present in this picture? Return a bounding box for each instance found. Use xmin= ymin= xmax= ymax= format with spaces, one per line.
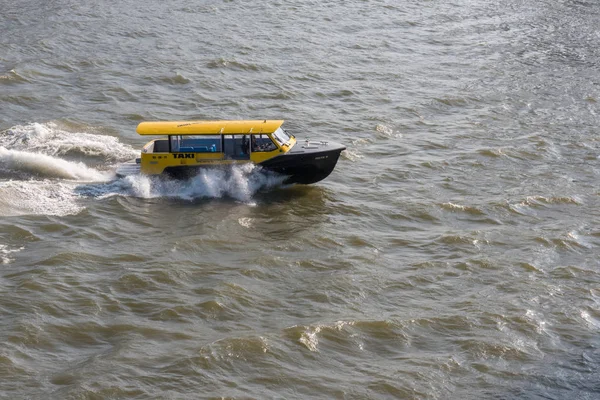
xmin=117 ymin=119 xmax=345 ymax=184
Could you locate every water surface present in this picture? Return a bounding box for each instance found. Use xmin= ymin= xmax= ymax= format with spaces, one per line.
xmin=1 ymin=0 xmax=600 ymax=398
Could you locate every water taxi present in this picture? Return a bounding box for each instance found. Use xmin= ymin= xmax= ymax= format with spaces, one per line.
xmin=116 ymin=120 xmax=345 ymax=184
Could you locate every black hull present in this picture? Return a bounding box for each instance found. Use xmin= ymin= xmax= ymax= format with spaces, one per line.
xmin=259 ymin=141 xmax=345 ymax=184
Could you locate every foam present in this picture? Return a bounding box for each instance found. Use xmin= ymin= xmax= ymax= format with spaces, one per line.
xmin=0 ymin=244 xmax=24 ymax=264
xmin=116 ymin=164 xmax=287 ymax=202
xmin=238 ymin=217 xmax=254 ymax=228
xmin=0 ymin=180 xmax=84 ymax=217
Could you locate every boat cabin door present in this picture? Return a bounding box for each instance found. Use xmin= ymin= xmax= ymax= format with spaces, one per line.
xmin=223 ymin=134 xmax=250 ymax=160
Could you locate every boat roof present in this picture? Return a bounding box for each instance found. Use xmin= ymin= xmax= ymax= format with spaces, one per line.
xmin=136 ymin=120 xmax=284 ymax=136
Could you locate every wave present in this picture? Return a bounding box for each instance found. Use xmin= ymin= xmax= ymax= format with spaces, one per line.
xmin=0 ymin=69 xmax=29 ymax=85
xmin=159 ymin=72 xmax=191 ymax=85
xmin=524 ymin=195 xmax=581 ymax=206
xmin=375 ymin=123 xmax=402 ymax=139
xmin=284 ymin=320 xmax=359 ymax=352
xmin=505 ymin=195 xmax=581 ymax=216
xmin=283 ymin=319 xmax=413 ymax=353
xmin=440 ymin=202 xmax=485 ymax=215
xmin=340 ymin=148 xmax=363 ymax=162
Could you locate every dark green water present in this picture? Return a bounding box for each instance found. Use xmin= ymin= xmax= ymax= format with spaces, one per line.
xmin=1 ymin=1 xmax=600 ymax=398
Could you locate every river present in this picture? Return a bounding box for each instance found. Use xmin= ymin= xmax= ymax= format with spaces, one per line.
xmin=1 ymin=0 xmax=599 ymax=398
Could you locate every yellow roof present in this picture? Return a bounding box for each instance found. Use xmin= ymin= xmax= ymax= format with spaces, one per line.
xmin=136 ymin=120 xmax=284 ymax=135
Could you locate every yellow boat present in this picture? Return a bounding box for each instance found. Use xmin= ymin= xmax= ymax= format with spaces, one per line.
xmin=116 ymin=120 xmax=345 ymax=184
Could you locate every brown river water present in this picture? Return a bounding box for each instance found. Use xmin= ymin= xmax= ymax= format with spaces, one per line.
xmin=1 ymin=0 xmax=599 ymax=398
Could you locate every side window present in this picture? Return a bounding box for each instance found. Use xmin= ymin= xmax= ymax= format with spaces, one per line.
xmin=176 ymin=135 xmax=221 ymax=152
xmin=170 ymin=135 xmax=181 ymax=152
xmin=223 ymin=135 xmax=235 ymax=156
xmin=251 ymin=134 xmax=277 ymax=152
xmin=223 ymin=135 xmax=250 ymax=159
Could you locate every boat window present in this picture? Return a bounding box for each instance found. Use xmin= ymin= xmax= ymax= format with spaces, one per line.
xmin=173 ymin=135 xmax=221 ymax=153
xmin=251 ymin=134 xmax=277 ymax=152
xmin=272 ymin=127 xmax=291 ymax=146
xmin=223 ymin=134 xmax=250 ymax=159
xmin=153 ymin=139 xmax=170 ymax=153
xmin=169 ymin=135 xmax=181 ymax=152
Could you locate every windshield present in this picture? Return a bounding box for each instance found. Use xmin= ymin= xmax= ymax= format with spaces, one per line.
xmin=272 ymin=127 xmax=291 ymax=146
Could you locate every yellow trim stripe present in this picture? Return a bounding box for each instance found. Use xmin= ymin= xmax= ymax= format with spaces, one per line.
xmin=136 ymin=120 xmax=284 ymax=136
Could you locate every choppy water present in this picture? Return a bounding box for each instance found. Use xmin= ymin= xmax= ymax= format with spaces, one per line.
xmin=2 ymin=0 xmax=600 ymax=398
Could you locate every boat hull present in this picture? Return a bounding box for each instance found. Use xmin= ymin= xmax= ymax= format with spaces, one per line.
xmin=258 ymin=141 xmax=346 ymax=184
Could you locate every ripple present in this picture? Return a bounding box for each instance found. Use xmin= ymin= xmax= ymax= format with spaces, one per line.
xmin=2 ymin=94 xmax=39 ymax=106
xmin=206 ymin=58 xmax=262 ymax=71
xmin=436 ymin=233 xmax=481 ymax=246
xmin=199 ymin=336 xmax=270 ymax=361
xmin=477 ymin=148 xmax=506 ymax=158
xmin=525 ymin=195 xmax=582 ymax=206
xmin=433 ymin=96 xmax=470 ymax=107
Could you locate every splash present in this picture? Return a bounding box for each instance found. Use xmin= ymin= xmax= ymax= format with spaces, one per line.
xmin=112 ymin=164 xmax=287 ymax=202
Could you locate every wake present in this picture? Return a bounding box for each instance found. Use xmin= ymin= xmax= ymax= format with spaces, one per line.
xmin=0 ymin=147 xmax=111 ymax=181
xmin=0 ymin=122 xmax=288 ymax=216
